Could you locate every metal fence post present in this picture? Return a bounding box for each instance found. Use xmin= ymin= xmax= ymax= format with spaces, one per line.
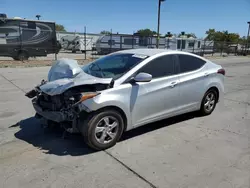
xmin=167 ymin=38 xmax=169 ymax=49
xmin=120 ymin=36 xmax=122 ymax=50
xmin=235 ymin=40 xmax=239 ymax=56
xmin=202 ymin=40 xmax=206 ymax=56
xmin=192 ymin=40 xmax=195 ymax=53
xmin=220 ymin=41 xmax=223 ymax=56
xmin=211 ymin=41 xmax=214 ymax=56
xmin=180 ymin=39 xmax=183 ymax=51
xmin=132 ymin=33 xmax=134 ymax=49
xmin=84 ymin=26 xmax=87 ymax=60
xmin=110 ymin=29 xmax=112 ymax=54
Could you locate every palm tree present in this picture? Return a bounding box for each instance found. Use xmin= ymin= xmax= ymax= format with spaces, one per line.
xmin=36 ymin=15 xmax=41 ymax=20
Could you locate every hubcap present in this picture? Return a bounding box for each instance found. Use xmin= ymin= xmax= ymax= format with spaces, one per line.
xmin=204 ymin=92 xmax=215 ymax=112
xmin=94 ymin=116 xmax=119 ymax=144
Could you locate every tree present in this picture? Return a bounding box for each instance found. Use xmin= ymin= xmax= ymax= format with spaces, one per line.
xmin=35 ymin=15 xmax=41 ymax=20
xmin=205 ymin=29 xmax=240 ymax=42
xmin=205 ymin=29 xmax=216 ymax=41
xmin=177 ymin=32 xmax=196 ymax=38
xmin=186 ymin=33 xmax=197 ymax=38
xmin=135 ymin=29 xmax=157 ymax=37
xmin=165 ymin=32 xmax=173 ymax=37
xmin=55 ymin=24 xmax=66 ymax=32
xmin=100 ymin=30 xmax=111 ymax=35
xmin=239 ymin=36 xmax=250 ymax=45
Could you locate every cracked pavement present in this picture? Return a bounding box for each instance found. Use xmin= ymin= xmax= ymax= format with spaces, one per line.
xmin=0 ymin=57 xmax=249 ymax=188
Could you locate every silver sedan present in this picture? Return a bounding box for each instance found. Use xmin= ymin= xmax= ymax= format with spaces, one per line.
xmin=27 ymin=49 xmax=225 ymax=150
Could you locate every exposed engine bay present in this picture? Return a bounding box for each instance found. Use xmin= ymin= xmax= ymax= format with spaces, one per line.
xmin=25 ymin=59 xmax=113 ymax=134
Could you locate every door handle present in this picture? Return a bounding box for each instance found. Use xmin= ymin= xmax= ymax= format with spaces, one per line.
xmin=170 ymin=81 xmax=178 ymax=88
xmin=204 ymin=72 xmax=209 ymax=77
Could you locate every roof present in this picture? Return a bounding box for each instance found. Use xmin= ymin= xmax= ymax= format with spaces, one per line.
xmin=114 ymin=49 xmax=173 ymax=56
xmin=113 ymin=49 xmax=205 ymax=60
xmin=5 ymin=18 xmax=55 ymax=23
xmin=56 ymin=31 xmax=102 ymax=36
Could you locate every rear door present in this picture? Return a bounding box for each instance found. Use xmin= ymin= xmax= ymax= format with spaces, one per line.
xmin=176 ymin=54 xmax=207 ymax=112
xmin=130 ymin=54 xmax=180 ymax=127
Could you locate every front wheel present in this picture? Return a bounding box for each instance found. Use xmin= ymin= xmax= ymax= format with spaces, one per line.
xmin=199 ymin=89 xmax=218 ymax=116
xmin=80 ymin=109 xmax=124 ymax=150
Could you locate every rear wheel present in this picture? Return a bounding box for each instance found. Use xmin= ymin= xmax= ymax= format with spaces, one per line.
xmin=18 ymin=51 xmax=29 ymax=61
xmin=80 ymin=110 xmax=124 ymax=150
xmin=200 ymin=89 xmax=218 ymax=115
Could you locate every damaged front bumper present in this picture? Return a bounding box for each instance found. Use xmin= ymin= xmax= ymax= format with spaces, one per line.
xmin=32 ymin=97 xmax=92 ymax=123
xmin=32 ymin=98 xmax=67 ymax=122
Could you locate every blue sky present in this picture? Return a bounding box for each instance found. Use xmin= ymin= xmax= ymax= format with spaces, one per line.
xmin=1 ymin=0 xmax=250 ymax=38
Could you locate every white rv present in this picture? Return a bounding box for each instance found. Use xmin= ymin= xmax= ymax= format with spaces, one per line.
xmin=95 ymin=34 xmax=166 ymax=54
xmin=60 ymin=35 xmax=93 ymax=53
xmin=95 ymin=34 xmax=214 ymax=55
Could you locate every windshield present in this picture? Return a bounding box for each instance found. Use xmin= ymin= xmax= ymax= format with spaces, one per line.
xmin=82 ymin=53 xmax=147 ymax=79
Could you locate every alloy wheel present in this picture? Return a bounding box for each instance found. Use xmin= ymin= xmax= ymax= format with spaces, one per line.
xmin=204 ymin=92 xmax=216 ymax=113
xmin=94 ymin=116 xmax=119 ymax=144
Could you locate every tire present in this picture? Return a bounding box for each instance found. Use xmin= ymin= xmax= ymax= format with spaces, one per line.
xmin=81 ymin=50 xmax=86 ymax=54
xmin=199 ymin=89 xmax=218 ymax=116
xmin=18 ymin=51 xmax=29 ymax=61
xmin=80 ymin=109 xmax=124 ymax=150
xmin=72 ymin=50 xmax=76 ymax=53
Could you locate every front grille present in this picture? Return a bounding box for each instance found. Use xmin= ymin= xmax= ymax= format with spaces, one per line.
xmin=37 ymin=93 xmax=64 ymax=111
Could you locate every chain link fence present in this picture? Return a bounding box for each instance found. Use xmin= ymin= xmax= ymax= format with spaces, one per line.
xmin=1 ymin=22 xmax=250 ymax=62
xmin=86 ymin=33 xmax=250 ymax=60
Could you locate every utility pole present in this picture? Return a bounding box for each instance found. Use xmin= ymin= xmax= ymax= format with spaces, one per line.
xmin=156 ymin=0 xmax=165 ymax=48
xmin=36 ymin=15 xmax=41 ymax=20
xmin=246 ymin=22 xmax=250 ymax=54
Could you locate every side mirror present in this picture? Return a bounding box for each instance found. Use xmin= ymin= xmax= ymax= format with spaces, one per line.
xmin=133 ymin=72 xmax=152 ymax=82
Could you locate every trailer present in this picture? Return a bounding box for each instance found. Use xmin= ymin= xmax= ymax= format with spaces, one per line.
xmin=95 ymin=34 xmax=214 ymax=55
xmin=0 ymin=15 xmax=60 ymax=60
xmin=57 ymin=32 xmax=101 ymax=53
xmin=60 ymin=35 xmax=93 ymax=53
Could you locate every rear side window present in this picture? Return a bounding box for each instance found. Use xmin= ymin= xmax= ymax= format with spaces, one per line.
xmin=139 ymin=55 xmax=176 ymax=79
xmin=178 ymin=54 xmax=206 ymax=73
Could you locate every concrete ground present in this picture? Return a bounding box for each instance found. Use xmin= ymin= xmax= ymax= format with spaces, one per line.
xmin=0 ymin=57 xmax=249 ymax=188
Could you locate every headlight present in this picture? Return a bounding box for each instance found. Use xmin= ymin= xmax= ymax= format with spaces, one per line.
xmin=79 ymin=92 xmax=99 ymax=102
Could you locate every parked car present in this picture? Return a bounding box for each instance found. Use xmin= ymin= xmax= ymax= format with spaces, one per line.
xmin=26 ymin=49 xmax=225 ymax=150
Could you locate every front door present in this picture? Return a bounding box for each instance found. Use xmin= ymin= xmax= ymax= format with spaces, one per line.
xmin=130 ymin=54 xmax=180 ymax=127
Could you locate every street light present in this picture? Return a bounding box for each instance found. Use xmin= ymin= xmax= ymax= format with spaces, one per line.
xmin=156 ymin=0 xmax=165 ymax=48
xmin=36 ymin=15 xmax=41 ymax=20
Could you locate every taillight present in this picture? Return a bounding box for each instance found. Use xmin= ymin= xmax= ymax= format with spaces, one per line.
xmin=217 ymin=68 xmax=225 ymax=75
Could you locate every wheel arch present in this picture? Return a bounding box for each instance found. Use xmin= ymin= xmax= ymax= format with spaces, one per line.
xmin=81 ymin=105 xmax=128 ymax=132
xmin=95 ymin=106 xmax=128 ymax=132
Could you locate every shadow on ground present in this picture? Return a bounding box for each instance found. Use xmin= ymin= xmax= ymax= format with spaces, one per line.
xmin=11 ymin=112 xmax=198 ymax=156
xmin=11 ymin=117 xmax=94 ymax=156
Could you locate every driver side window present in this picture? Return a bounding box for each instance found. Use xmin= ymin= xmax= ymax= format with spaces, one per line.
xmin=138 ymin=55 xmax=176 ymax=79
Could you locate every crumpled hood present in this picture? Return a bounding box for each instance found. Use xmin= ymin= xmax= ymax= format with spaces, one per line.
xmin=48 ymin=58 xmax=83 ymax=82
xmin=40 ymin=59 xmax=112 ymax=96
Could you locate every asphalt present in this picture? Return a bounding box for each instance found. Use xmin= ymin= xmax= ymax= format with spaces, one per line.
xmin=0 ymin=57 xmax=249 ymax=188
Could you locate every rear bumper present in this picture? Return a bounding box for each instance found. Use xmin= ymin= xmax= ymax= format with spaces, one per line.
xmin=32 ymin=99 xmax=67 ymax=122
